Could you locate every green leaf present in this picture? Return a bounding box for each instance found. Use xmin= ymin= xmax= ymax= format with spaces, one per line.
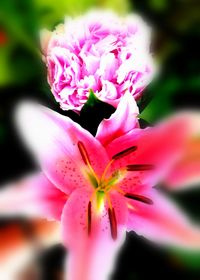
xmin=170 ymin=249 xmax=200 ymax=271
xmin=80 ymin=90 xmax=115 ymax=135
xmin=85 ymin=89 xmax=101 ymax=107
xmin=140 ymin=77 xmax=181 ymax=123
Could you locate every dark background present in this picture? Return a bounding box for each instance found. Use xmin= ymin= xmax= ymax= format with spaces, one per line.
xmin=0 ymin=0 xmax=200 ymax=279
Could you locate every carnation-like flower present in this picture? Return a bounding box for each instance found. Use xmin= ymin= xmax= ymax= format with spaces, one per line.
xmin=41 ymin=10 xmax=155 ymax=111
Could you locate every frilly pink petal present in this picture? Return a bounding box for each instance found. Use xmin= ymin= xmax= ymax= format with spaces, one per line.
xmin=42 ymin=10 xmax=155 ymax=111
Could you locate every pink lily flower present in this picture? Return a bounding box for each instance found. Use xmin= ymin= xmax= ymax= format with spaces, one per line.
xmin=1 ymin=93 xmax=200 ymax=280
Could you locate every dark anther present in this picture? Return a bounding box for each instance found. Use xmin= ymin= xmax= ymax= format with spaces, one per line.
xmin=124 ymin=193 xmax=153 ymax=205
xmin=112 ymin=146 xmax=137 ymax=160
xmin=87 ymin=201 xmax=92 ymax=235
xmin=126 ymin=164 xmax=154 ymax=171
xmin=78 ymin=141 xmax=91 ymax=165
xmin=108 ymin=207 xmax=117 ymax=240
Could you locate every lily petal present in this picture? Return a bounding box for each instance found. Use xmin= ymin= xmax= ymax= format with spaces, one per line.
xmin=164 ymin=138 xmax=200 ymax=189
xmin=0 ymin=173 xmax=66 ymax=220
xmin=96 ymin=91 xmax=139 ymax=146
xmin=164 ymin=112 xmax=200 ymax=190
xmin=16 ymin=102 xmax=109 ymax=194
xmin=61 ymin=187 xmax=127 ymax=280
xmin=106 ymin=115 xmax=189 ymax=187
xmin=127 ymin=188 xmax=200 ymax=249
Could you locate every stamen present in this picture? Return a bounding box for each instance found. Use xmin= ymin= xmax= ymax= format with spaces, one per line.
xmin=100 ymin=159 xmax=114 ymax=182
xmin=78 ymin=141 xmax=91 ymax=165
xmin=87 ymin=201 xmax=92 ymax=235
xmin=108 ymin=207 xmax=117 ymax=240
xmin=124 ymin=193 xmax=153 ymax=205
xmin=106 ymin=194 xmax=117 ymax=240
xmin=126 ymin=164 xmax=154 ymax=171
xmin=112 ymin=146 xmax=137 ymax=160
xmin=78 ymin=141 xmax=99 ymax=184
xmin=101 ymin=146 xmax=137 ymax=182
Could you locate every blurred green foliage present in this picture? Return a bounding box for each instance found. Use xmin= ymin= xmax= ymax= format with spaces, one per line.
xmin=0 ymin=0 xmax=129 ymax=87
xmin=135 ymin=0 xmax=200 ymax=123
xmin=35 ymin=0 xmax=129 ymax=27
xmin=0 ymin=0 xmax=39 ymax=85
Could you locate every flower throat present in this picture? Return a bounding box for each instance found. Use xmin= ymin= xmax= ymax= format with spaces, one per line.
xmin=78 ymin=141 xmax=154 ymax=240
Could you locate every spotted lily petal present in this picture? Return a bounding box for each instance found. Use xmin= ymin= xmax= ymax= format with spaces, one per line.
xmin=105 ymin=115 xmax=189 ymax=188
xmin=61 ymin=187 xmax=127 ymax=280
xmin=16 ymin=102 xmax=109 ymax=194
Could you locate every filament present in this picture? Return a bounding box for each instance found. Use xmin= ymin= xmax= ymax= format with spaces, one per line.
xmin=78 ymin=141 xmax=99 ymax=184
